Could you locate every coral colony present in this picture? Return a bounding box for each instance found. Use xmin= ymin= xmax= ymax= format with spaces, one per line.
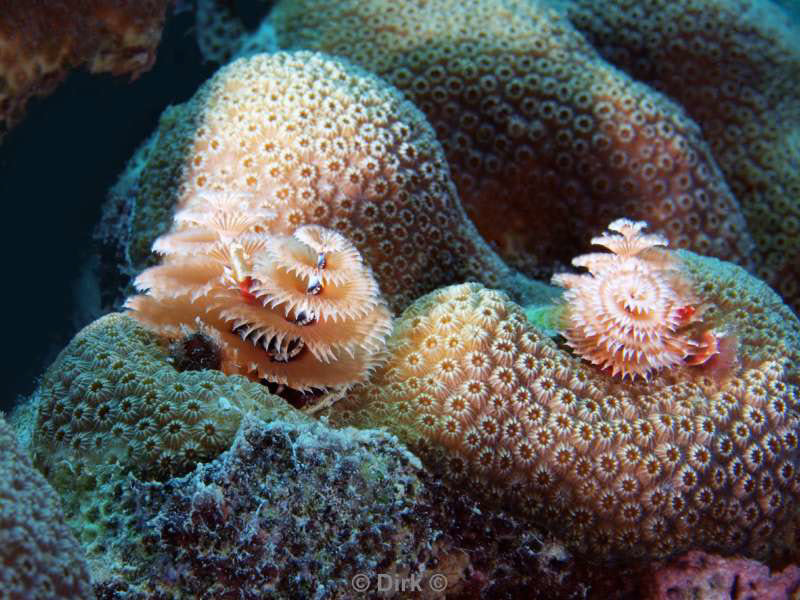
xmin=3 ymin=1 xmax=800 ymax=598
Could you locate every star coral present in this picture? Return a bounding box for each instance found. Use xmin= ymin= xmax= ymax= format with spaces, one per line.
xmin=265 ymin=0 xmax=755 ymax=279
xmin=22 ymin=311 xmax=311 ymax=569
xmin=29 ymin=313 xmax=304 ymax=482
xmin=0 ymin=415 xmax=94 ymax=599
xmin=552 ymin=219 xmax=704 ymax=380
xmin=566 ymin=0 xmax=800 ymax=313
xmin=104 ymin=50 xmax=550 ymax=312
xmin=328 ymin=254 xmax=800 ymax=562
xmin=126 ymin=187 xmax=392 ymax=395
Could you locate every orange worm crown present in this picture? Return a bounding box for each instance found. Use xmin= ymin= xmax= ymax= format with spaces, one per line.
xmin=552 ymin=218 xmax=714 ymax=380
xmin=126 ymin=189 xmax=392 ymax=393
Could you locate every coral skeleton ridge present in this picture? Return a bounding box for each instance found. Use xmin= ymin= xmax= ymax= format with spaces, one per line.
xmin=266 ymin=0 xmax=755 ymax=283
xmin=193 ymin=0 xmax=800 ymax=311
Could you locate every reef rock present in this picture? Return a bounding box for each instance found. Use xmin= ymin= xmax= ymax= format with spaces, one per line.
xmin=644 ymin=550 xmax=800 ymax=600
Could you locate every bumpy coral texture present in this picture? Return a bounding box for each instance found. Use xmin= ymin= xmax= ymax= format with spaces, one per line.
xmin=566 ymin=0 xmax=800 ymax=312
xmin=0 ymin=0 xmax=170 ymax=139
xmin=0 ymin=416 xmax=94 ymax=599
xmin=89 ymin=414 xmax=473 ymax=599
xmin=267 ymin=0 xmax=754 ymax=279
xmin=127 ymin=187 xmax=392 ymax=393
xmin=83 ymin=412 xmax=619 ymax=599
xmin=553 ymin=219 xmax=705 ymax=380
xmin=111 ymin=50 xmax=550 ymax=311
xmin=31 ymin=311 xmax=303 ymax=494
xmin=329 ymin=266 xmax=800 ymax=562
xmin=194 ymin=0 xmax=250 ymax=64
xmin=29 ymin=313 xmax=313 ymax=567
xmin=26 ymin=380 xmax=626 ymax=600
